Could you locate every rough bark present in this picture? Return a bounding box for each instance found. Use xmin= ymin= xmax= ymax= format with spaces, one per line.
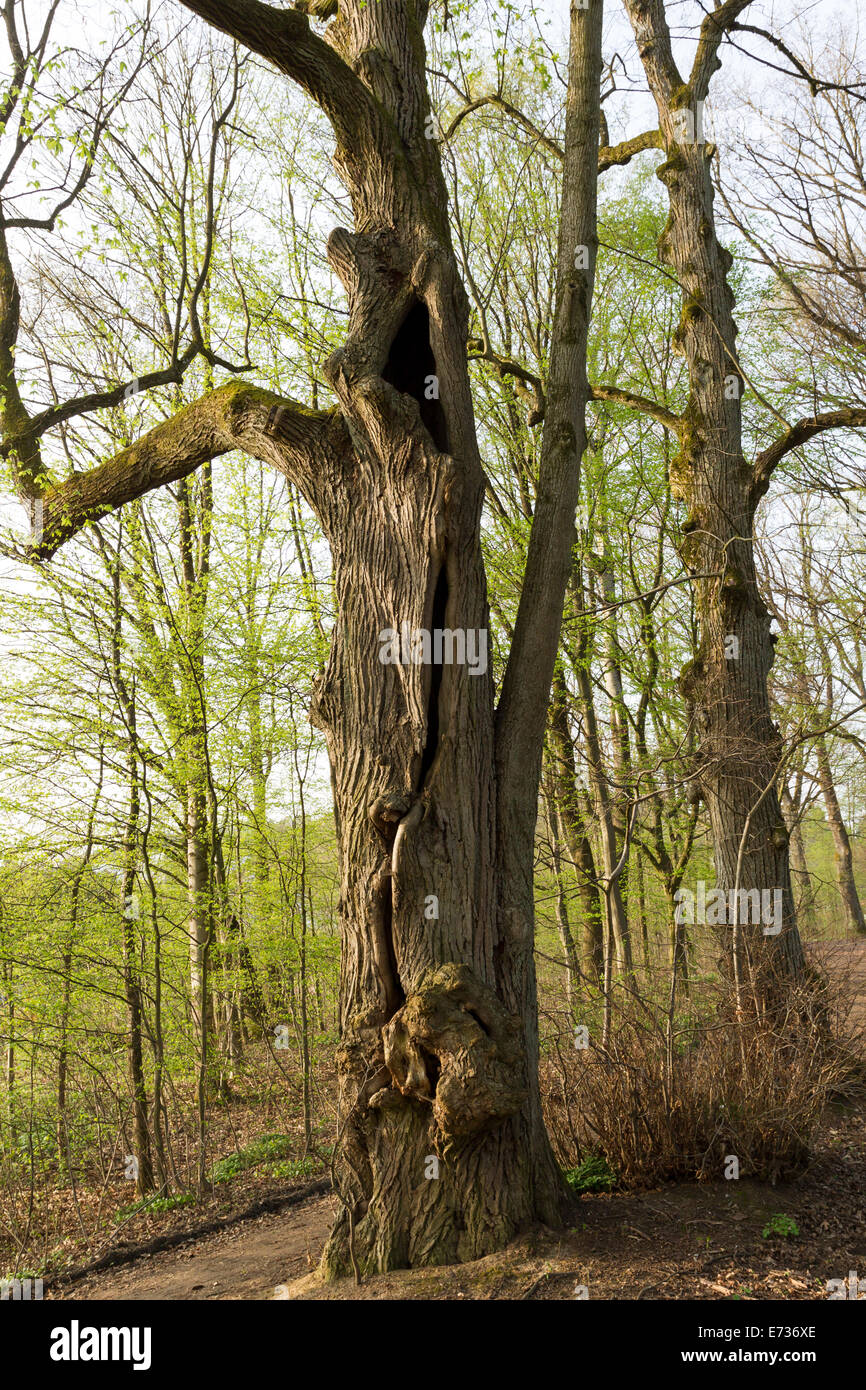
xmin=624 ymin=0 xmax=805 ymax=990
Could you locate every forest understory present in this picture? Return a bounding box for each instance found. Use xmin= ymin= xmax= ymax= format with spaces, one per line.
xmin=49 ymin=1085 xmax=866 ymax=1301
xmin=4 ymin=940 xmax=861 ymax=1302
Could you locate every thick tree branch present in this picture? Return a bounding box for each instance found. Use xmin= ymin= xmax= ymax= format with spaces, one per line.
xmin=623 ymin=0 xmax=683 ymax=105
xmin=590 ymin=383 xmax=682 ymax=434
xmin=598 ymin=129 xmax=662 ymax=172
xmin=13 ymin=381 xmax=343 ymax=559
xmin=0 ymin=217 xmax=43 ymax=490
xmin=495 ymin=0 xmax=604 ymax=877
xmin=752 ymin=408 xmax=866 ymax=501
xmin=177 ymin=0 xmax=382 ymax=149
xmin=689 ymin=1 xmax=754 ymax=101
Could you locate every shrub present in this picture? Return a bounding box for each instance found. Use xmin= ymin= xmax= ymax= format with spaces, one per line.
xmin=542 ymin=971 xmax=854 ymax=1187
xmin=563 ymin=1155 xmax=617 ymax=1195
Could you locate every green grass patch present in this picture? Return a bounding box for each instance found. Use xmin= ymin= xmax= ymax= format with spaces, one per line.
xmin=266 ymin=1156 xmax=318 ymax=1180
xmin=210 ymin=1132 xmax=295 ymax=1184
xmin=762 ymin=1213 xmax=799 ymax=1239
xmin=115 ymin=1192 xmax=196 ymax=1222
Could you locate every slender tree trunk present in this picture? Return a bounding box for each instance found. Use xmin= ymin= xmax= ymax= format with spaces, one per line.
xmin=543 ymin=780 xmax=580 ymax=1014
xmin=548 ymin=674 xmax=604 ymax=981
xmin=120 ymin=775 xmax=154 ymax=1197
xmin=140 ymin=805 xmax=168 ymax=1189
xmin=636 ymin=849 xmax=650 ymax=973
xmin=666 ymin=884 xmax=691 ymax=999
xmin=814 ymin=735 xmax=866 ymax=936
xmin=186 ymin=782 xmax=214 ymax=1040
xmin=57 ymin=767 xmax=103 ymax=1163
xmin=292 ymin=740 xmax=314 ymax=1151
xmin=1 ymin=949 xmax=13 ymax=1140
xmin=246 ymin=639 xmax=272 ymax=956
xmin=780 ymin=781 xmax=815 ymax=926
xmin=572 ymin=575 xmax=632 ymax=973
xmin=595 ymin=550 xmax=633 ymax=922
xmin=111 ymin=562 xmax=154 ymax=1197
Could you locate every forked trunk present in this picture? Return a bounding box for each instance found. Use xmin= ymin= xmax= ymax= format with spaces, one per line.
xmin=291 ymin=2 xmax=572 ymax=1274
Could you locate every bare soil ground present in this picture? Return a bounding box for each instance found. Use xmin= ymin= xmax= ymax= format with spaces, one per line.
xmin=63 ymin=1189 xmax=333 ymax=1301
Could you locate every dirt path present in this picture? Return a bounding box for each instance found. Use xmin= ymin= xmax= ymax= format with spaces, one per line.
xmin=60 ymin=1192 xmax=336 ymax=1301
xmin=811 ymin=939 xmax=866 ymax=1035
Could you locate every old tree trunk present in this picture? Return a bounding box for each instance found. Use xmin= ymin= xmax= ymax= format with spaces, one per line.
xmin=0 ymin=0 xmax=603 ymax=1273
xmin=623 ymin=0 xmax=807 ymax=993
xmin=290 ymin=0 xmax=565 ymax=1271
xmin=303 ymin=0 xmax=600 ymax=1274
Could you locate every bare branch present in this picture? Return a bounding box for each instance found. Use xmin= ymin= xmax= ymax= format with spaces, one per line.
xmin=729 ymin=21 xmax=866 ymax=96
xmin=467 ymin=338 xmax=546 ymax=425
xmin=442 ymin=90 xmax=660 ymax=177
xmin=442 ymin=93 xmax=564 ymax=160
